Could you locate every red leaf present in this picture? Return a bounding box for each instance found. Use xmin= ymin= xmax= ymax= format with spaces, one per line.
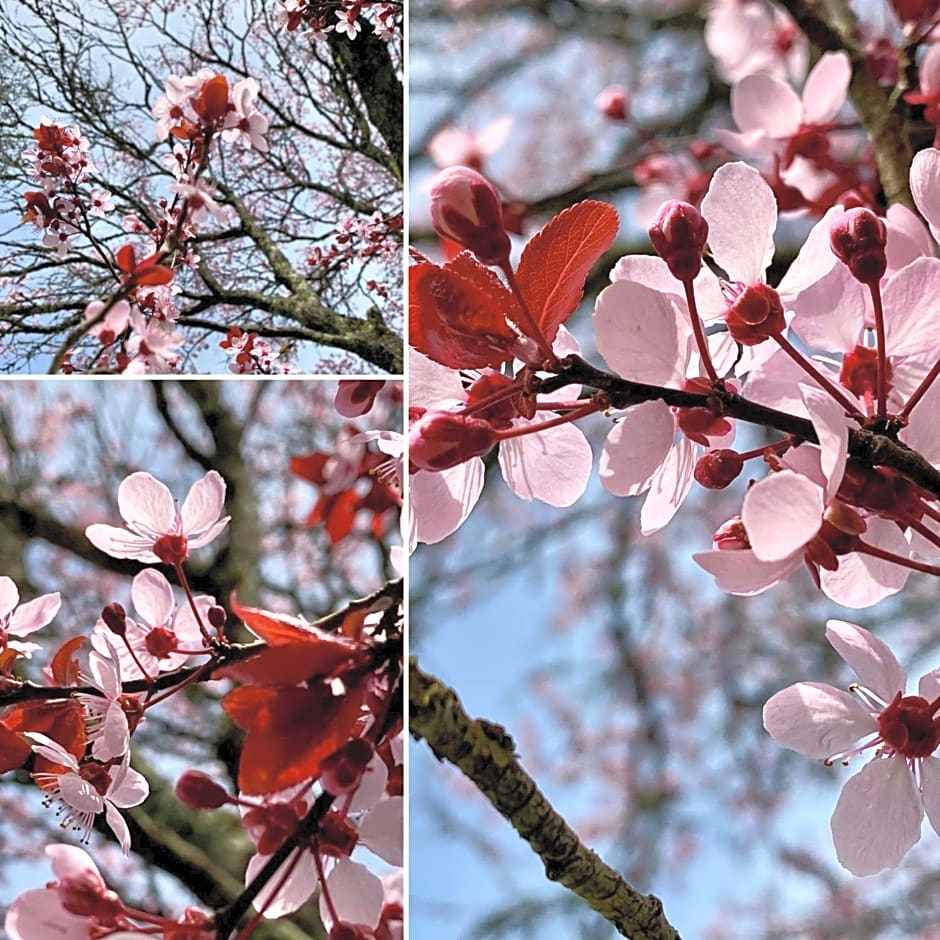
xmin=515 ymin=201 xmax=619 ymax=343
xmin=290 ymin=452 xmax=330 ymax=486
xmin=115 ymin=244 xmax=137 ymax=274
xmin=225 ymin=681 xmax=367 ymax=794
xmin=0 ymin=724 xmax=30 ymax=774
xmin=219 ymin=598 xmax=372 ymax=686
xmin=194 ymin=74 xmax=230 ymax=124
xmin=409 ymin=261 xmax=520 ymax=369
xmin=50 ymin=635 xmax=87 ymax=687
xmin=0 ymin=700 xmax=86 ymax=772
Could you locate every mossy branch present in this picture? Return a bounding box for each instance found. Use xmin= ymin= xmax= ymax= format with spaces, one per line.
xmin=409 ymin=659 xmax=683 ymax=940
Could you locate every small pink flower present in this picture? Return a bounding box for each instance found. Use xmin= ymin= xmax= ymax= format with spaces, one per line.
xmin=0 ymin=576 xmax=60 ymax=659
xmin=85 ymin=470 xmax=229 ymax=564
xmin=25 ymin=733 xmax=149 ymax=854
xmin=764 ymin=620 xmax=940 ymax=875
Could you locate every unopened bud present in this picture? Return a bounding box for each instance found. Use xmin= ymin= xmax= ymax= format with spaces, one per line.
xmin=59 ymin=872 xmax=124 ymax=920
xmin=694 ymin=450 xmax=744 ymax=489
xmin=101 ymin=603 xmax=127 ymax=636
xmin=830 ymin=208 xmax=887 ymax=285
xmin=409 ymin=411 xmax=498 ymax=472
xmin=176 ymin=770 xmax=231 ymax=809
xmin=648 ymin=201 xmax=709 ymax=281
xmin=207 ymin=605 xmax=227 ymax=630
xmin=595 ymin=85 xmax=629 ymax=121
xmin=335 ymin=380 xmax=384 ymax=418
xmin=429 ymin=166 xmax=512 ymax=266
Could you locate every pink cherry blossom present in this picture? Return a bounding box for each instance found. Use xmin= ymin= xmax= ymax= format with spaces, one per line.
xmin=4 ymin=844 xmax=113 ymax=940
xmin=222 ymin=77 xmax=270 ymax=152
xmin=85 ymin=470 xmax=229 ymax=564
xmin=0 ymin=575 xmax=60 ymax=659
xmin=763 ymin=619 xmax=940 ymax=876
xmin=25 ymin=733 xmax=149 ymax=854
xmin=427 ymin=117 xmax=513 ymax=170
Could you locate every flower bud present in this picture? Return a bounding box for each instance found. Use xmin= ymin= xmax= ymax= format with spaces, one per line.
xmin=176 ymin=769 xmax=231 ymax=809
xmin=595 ymin=85 xmax=629 ymax=121
xmin=335 ymin=380 xmax=384 ymax=418
xmin=409 ymin=410 xmax=498 ymax=472
xmin=693 ymin=450 xmax=744 ymax=489
xmin=100 ymin=603 xmax=127 ymax=636
xmin=207 ymin=605 xmax=227 ymax=630
xmin=59 ymin=872 xmax=124 ymax=920
xmin=429 ymin=166 xmax=512 ymax=266
xmin=648 ymin=200 xmax=709 ymax=281
xmin=829 ymin=207 xmax=887 ymax=285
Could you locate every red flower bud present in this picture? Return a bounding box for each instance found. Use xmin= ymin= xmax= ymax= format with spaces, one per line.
xmin=101 ymin=603 xmax=127 ymax=636
xmin=429 ymin=166 xmax=512 ymax=266
xmin=595 ymin=85 xmax=629 ymax=121
xmin=207 ymin=605 xmax=227 ymax=630
xmin=830 ymin=207 xmax=887 ymax=285
xmin=648 ymin=200 xmax=709 ymax=281
xmin=725 ymin=282 xmax=785 ymax=345
xmin=176 ymin=770 xmax=231 ymax=809
xmin=693 ymin=449 xmax=744 ymax=489
xmin=409 ymin=410 xmax=498 ymax=471
xmin=59 ymin=872 xmax=124 ymax=920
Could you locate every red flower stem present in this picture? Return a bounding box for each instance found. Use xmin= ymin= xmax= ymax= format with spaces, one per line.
xmin=313 ymin=848 xmax=341 ymax=925
xmin=173 ymin=561 xmax=213 ymax=643
xmin=921 ymin=502 xmax=940 ymax=523
xmin=495 ymin=400 xmax=603 ymax=439
xmin=867 ymin=280 xmax=888 ymax=419
xmin=534 ymin=400 xmax=588 ymax=411
xmin=899 ymin=356 xmax=940 ymax=421
xmin=119 ymin=635 xmax=154 ymax=690
xmin=682 ymin=279 xmax=719 ymax=383
xmin=499 ymin=264 xmax=558 ymax=367
xmin=856 ymin=540 xmax=940 ymax=576
xmin=143 ymin=656 xmax=218 ymax=709
xmin=737 ymin=438 xmax=792 ymax=462
xmin=772 ymin=332 xmax=865 ymax=419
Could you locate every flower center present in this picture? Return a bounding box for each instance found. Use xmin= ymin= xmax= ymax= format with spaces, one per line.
xmin=145 ymin=626 xmax=177 ymax=659
xmin=153 ymin=533 xmax=189 ymax=565
xmin=878 ymin=692 xmax=940 ymax=758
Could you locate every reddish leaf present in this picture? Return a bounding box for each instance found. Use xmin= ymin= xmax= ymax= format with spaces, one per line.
xmin=515 ymin=200 xmax=619 ymax=343
xmin=194 ymin=74 xmax=230 ymax=124
xmin=290 ymin=452 xmax=330 ymax=486
xmin=1 ymin=700 xmax=86 ymax=772
xmin=310 ymin=491 xmax=360 ymax=544
xmin=50 ymin=635 xmax=87 ymax=687
xmin=409 ymin=261 xmax=520 ymax=369
xmin=0 ymin=724 xmax=30 ymax=774
xmin=225 ymin=680 xmax=367 ymax=795
xmin=219 ymin=598 xmax=371 ymax=686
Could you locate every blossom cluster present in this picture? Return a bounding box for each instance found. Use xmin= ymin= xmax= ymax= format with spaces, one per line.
xmin=276 ymin=0 xmax=400 ymax=41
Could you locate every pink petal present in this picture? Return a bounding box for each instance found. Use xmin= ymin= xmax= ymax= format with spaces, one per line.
xmin=349 ymin=753 xmax=389 ymax=814
xmin=92 ymin=702 xmax=130 ymax=761
xmin=412 ymin=462 xmax=484 ymax=545
xmin=763 ymin=682 xmax=876 ymax=757
xmin=639 ymin=436 xmax=695 ymax=535
xmin=911 ymin=148 xmax=940 ymax=242
xmin=59 ymin=773 xmax=104 ymax=813
xmin=701 ymin=162 xmax=777 ymax=284
xmin=321 ymin=859 xmax=385 ymax=930
xmin=108 ymin=765 xmax=149 ymax=808
xmin=359 ymin=796 xmax=403 ymax=865
xmin=742 ymin=348 xmax=815 ymax=416
xmin=131 ymin=569 xmax=175 ymax=627
xmin=919 ymin=669 xmax=940 ymax=701
xmin=801 ymin=51 xmax=850 ymax=124
xmin=824 ymin=620 xmax=907 ymax=702
xmin=800 ymin=384 xmax=849 ymax=501
xmin=84 ymin=523 xmax=158 ymax=562
xmin=409 ymin=349 xmax=466 ymax=406
xmin=180 ymin=471 xmax=226 ymax=534
xmin=787 ymin=264 xmax=866 ymax=352
xmin=0 ymin=576 xmax=19 ymax=618
xmin=730 ymin=72 xmax=801 ymax=136
xmin=247 ymin=849 xmax=318 ymax=918
xmin=499 ymin=416 xmax=592 ymax=507
xmin=693 ymin=547 xmax=801 ymax=594
xmin=776 ymin=206 xmax=845 ymax=299
xmin=742 ymin=470 xmax=823 ymax=561
xmin=885 ymin=203 xmax=934 ymax=272
xmin=593 ymin=280 xmax=685 ymax=385
xmin=920 ymin=756 xmax=940 ymax=837
xmin=117 ymin=472 xmax=175 ymax=532
xmin=820 ymin=517 xmax=911 ymax=608
xmin=830 ymin=757 xmax=922 ymax=875
xmin=9 ymin=592 xmax=60 ymax=637
xmin=4 ymin=890 xmax=88 ymax=940
xmin=599 ymin=401 xmax=675 ymax=497
xmin=46 ymin=843 xmax=103 ymax=882
xmin=881 ymin=257 xmax=940 ymax=357
xmin=105 ymin=801 xmax=132 ymax=855
xmin=187 ymin=518 xmax=230 ymax=550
